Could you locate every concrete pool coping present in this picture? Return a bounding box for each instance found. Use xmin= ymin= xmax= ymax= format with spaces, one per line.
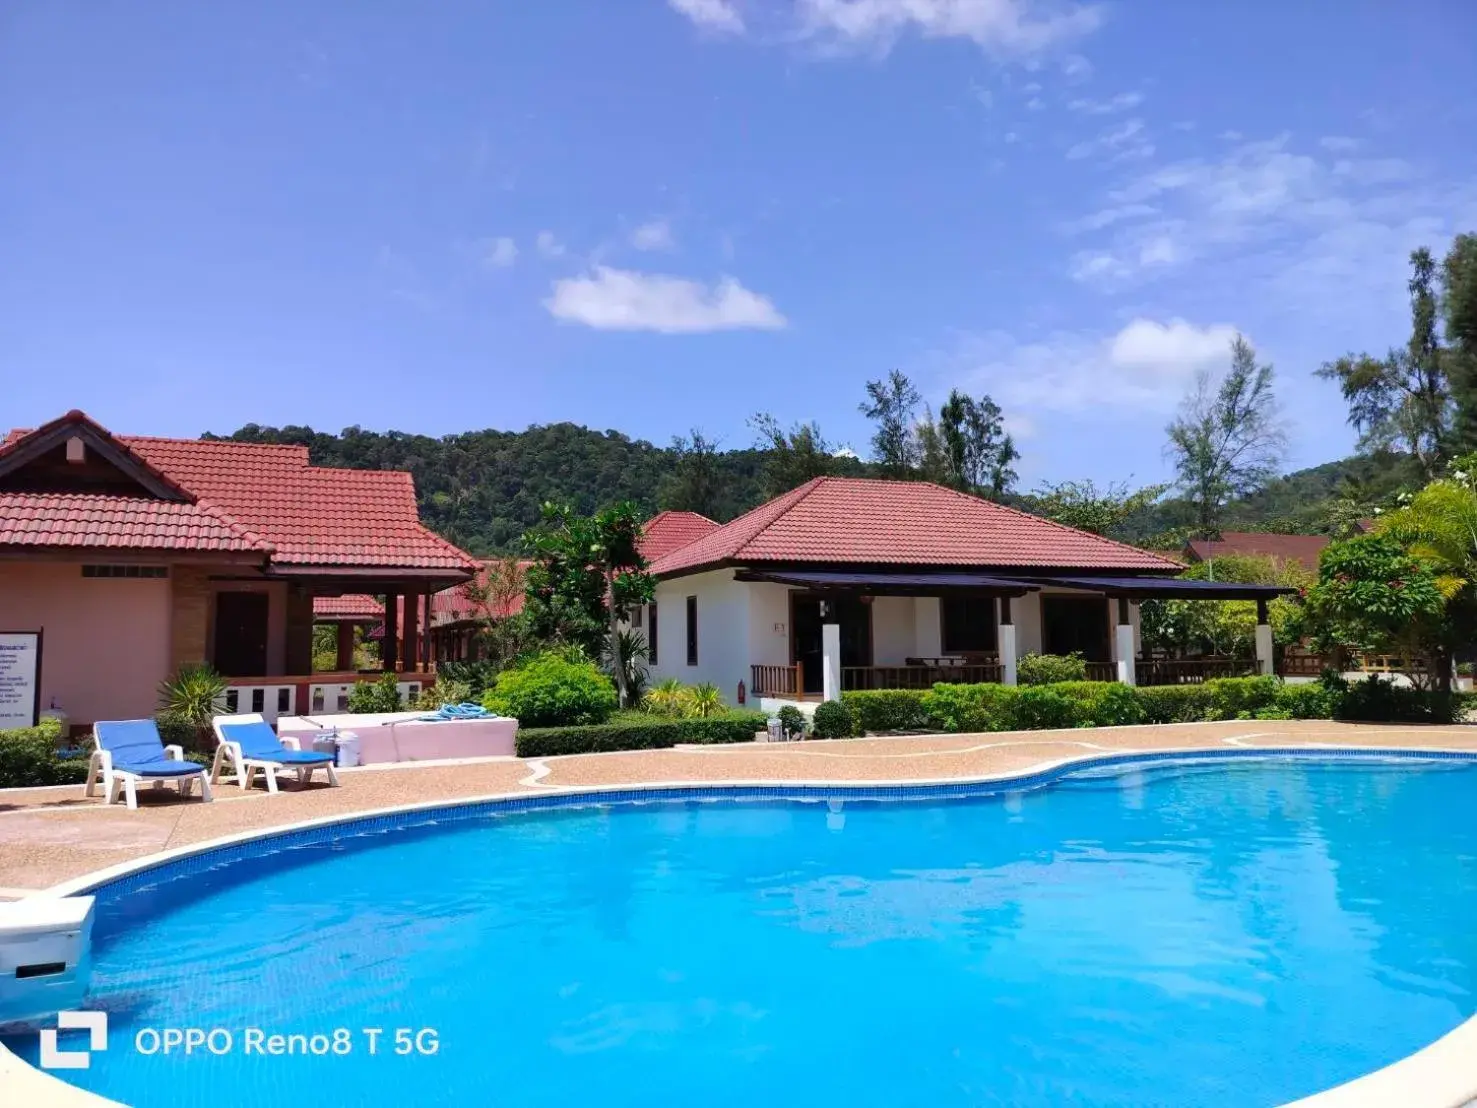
xmin=5 ymin=721 xmax=1477 ymax=1106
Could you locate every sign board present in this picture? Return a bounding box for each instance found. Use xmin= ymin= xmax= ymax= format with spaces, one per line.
xmin=0 ymin=631 xmax=42 ymax=729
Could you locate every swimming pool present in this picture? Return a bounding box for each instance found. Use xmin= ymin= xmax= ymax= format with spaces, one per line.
xmin=10 ymin=754 xmax=1477 ymax=1106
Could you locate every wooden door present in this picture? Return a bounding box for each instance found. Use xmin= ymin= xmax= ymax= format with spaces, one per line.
xmin=213 ymin=592 xmax=270 ymax=676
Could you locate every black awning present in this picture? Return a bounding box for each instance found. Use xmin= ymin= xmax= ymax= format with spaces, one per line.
xmin=733 ymin=570 xmax=1036 ymax=596
xmin=1017 ymin=574 xmax=1297 ymax=600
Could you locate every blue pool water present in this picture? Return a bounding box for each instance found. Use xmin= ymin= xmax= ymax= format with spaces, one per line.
xmin=9 ymin=756 xmax=1477 ymax=1107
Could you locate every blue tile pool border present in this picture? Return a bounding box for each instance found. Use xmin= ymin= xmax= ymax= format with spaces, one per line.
xmin=61 ymin=745 xmax=1477 ymax=909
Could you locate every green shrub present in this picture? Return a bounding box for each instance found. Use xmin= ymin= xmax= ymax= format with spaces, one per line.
xmin=158 ymin=662 xmax=226 ymax=727
xmin=1331 ymin=674 xmax=1461 ymax=723
xmin=811 ymin=700 xmax=853 ymax=739
xmin=841 ymin=690 xmax=931 ymax=733
xmin=921 ymin=682 xmax=1018 ymax=733
xmin=1008 ymin=686 xmax=1079 ymax=730
xmin=777 ymin=705 xmax=808 ymax=739
xmin=434 ymin=660 xmax=500 ymax=698
xmin=348 ymin=674 xmax=405 ymax=714
xmin=516 ymin=711 xmax=764 ymax=757
xmin=413 ymin=680 xmax=474 ymax=711
xmin=1050 ymin=681 xmax=1146 ymax=727
xmin=483 ymin=652 xmax=618 ymax=727
xmin=0 ymin=718 xmax=86 ymax=788
xmin=1133 ymin=685 xmax=1216 ymax=725
xmin=1273 ymin=682 xmax=1337 ymax=720
xmin=1017 ymin=652 xmax=1088 ymax=685
xmin=1206 ymin=676 xmax=1280 ymax=719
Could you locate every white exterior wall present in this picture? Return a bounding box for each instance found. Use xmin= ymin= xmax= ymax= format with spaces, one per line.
xmin=746 ymin=582 xmax=792 ymax=668
xmin=1013 ymin=592 xmax=1044 ymax=655
xmin=870 ymin=596 xmax=917 ymax=664
xmin=913 ymin=597 xmax=941 ymax=656
xmin=647 ymin=569 xmax=752 ymax=702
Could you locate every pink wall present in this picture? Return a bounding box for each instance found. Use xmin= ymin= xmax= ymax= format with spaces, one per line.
xmin=0 ymin=563 xmax=171 ymax=726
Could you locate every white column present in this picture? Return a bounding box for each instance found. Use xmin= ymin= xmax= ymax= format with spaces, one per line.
xmin=822 ymin=622 xmax=842 ymax=702
xmin=1114 ymin=596 xmax=1136 ymax=685
xmin=1255 ymin=623 xmax=1274 ymax=676
xmin=998 ymin=596 xmax=1018 ymax=686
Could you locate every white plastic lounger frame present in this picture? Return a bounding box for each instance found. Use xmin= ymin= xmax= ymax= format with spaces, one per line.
xmin=84 ymin=724 xmax=214 ymax=810
xmin=210 ymin=713 xmax=340 ymax=794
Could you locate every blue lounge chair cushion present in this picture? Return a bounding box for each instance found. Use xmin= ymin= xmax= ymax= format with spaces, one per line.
xmin=220 ymin=721 xmax=334 ymax=765
xmin=95 ymin=720 xmax=202 ymax=776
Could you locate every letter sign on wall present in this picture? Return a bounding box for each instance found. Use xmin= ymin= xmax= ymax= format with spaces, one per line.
xmin=0 ymin=631 xmax=42 ymax=729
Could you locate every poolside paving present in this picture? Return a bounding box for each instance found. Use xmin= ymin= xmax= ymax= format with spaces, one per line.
xmin=3 ymin=719 xmax=1476 ymax=893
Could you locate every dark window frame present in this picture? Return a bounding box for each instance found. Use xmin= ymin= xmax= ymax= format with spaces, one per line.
xmin=685 ymin=595 xmax=698 ymax=666
xmin=941 ymin=595 xmax=998 ymax=654
xmin=648 ymin=601 xmax=659 ymax=665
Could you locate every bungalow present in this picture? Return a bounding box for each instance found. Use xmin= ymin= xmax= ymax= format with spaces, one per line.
xmin=1185 ymin=531 xmax=1329 ymax=573
xmin=635 ymin=477 xmax=1290 ymax=707
xmin=0 ymin=411 xmax=479 ymax=728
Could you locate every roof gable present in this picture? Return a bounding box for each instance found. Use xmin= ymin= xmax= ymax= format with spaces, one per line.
xmin=648 ymin=477 xmax=1180 ymax=576
xmin=0 ymin=411 xmax=190 ymax=501
xmin=639 ymin=510 xmax=721 ymax=561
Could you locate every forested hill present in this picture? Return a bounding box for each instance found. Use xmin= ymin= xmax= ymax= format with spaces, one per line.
xmin=216 ymin=422 xmax=771 ymax=553
xmin=216 ymin=421 xmax=1417 ymax=555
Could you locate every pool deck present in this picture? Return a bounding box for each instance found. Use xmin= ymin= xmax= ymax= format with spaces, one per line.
xmin=4 ymin=718 xmax=1477 ymax=894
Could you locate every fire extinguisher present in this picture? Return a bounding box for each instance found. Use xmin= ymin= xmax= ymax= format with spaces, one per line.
xmin=737 ymin=680 xmax=746 ymax=705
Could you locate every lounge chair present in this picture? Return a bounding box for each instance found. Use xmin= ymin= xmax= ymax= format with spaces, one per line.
xmin=211 ymin=713 xmax=340 ymax=793
xmin=85 ymin=720 xmax=214 ymax=809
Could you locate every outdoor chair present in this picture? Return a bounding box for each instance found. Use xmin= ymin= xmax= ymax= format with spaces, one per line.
xmin=211 ymin=713 xmax=340 ymax=794
xmin=85 ymin=720 xmax=214 ymax=809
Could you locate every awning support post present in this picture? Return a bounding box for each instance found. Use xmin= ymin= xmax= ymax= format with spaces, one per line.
xmin=998 ymin=597 xmax=1018 ymax=686
xmin=1114 ymin=596 xmax=1136 ymax=686
xmin=822 ymin=622 xmax=841 ymax=702
xmin=1255 ymin=598 xmax=1274 ymax=676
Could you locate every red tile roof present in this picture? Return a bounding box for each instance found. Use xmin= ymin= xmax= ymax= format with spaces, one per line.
xmin=647 ymin=477 xmax=1181 ymax=577
xmin=312 ymin=594 xmax=384 ymax=620
xmin=432 ymin=559 xmax=531 ymax=625
xmin=0 ymin=493 xmax=271 ymax=552
xmin=0 ymin=412 xmax=477 ymax=573
xmin=639 ymin=510 xmax=721 ymax=561
xmin=1185 ymin=531 xmax=1329 ymax=571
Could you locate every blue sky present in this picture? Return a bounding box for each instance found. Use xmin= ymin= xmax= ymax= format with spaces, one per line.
xmin=3 ymin=0 xmax=1476 ymax=489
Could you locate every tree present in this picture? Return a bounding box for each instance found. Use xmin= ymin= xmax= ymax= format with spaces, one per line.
xmin=1443 ymin=234 xmax=1477 ymax=454
xmin=658 ymin=429 xmax=723 ymax=518
xmin=1022 ymin=479 xmax=1168 ymax=537
xmin=1139 ymin=553 xmax=1310 ymax=658
xmin=1302 ymin=534 xmax=1448 ymax=683
xmin=460 ymin=555 xmax=533 ymax=669
xmin=1317 ymin=247 xmax=1453 ymax=477
xmin=1166 ymin=334 xmax=1286 ymax=536
xmin=859 ymin=369 xmax=922 ymax=478
xmin=936 ymin=390 xmax=1019 ymax=498
xmin=748 ymin=413 xmax=834 ymax=496
xmin=521 ymin=502 xmax=654 ymax=706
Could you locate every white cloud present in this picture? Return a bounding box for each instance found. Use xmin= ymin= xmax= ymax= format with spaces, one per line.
xmin=1061 ymin=133 xmax=1477 ymax=299
xmin=1067 ymin=90 xmax=1142 ymax=114
xmin=630 ymin=219 xmax=676 ymax=252
xmin=1065 ymin=117 xmax=1153 ymax=162
xmin=948 ymin=317 xmax=1240 ymax=414
xmin=544 ymin=266 xmax=787 ymax=333
xmin=1319 ymin=135 xmax=1359 ymax=153
xmin=535 ymin=231 xmax=566 ymax=259
xmin=794 ymin=0 xmax=1104 ymax=56
xmin=481 ymin=236 xmax=517 ymax=269
xmin=667 ymin=0 xmax=745 ymax=34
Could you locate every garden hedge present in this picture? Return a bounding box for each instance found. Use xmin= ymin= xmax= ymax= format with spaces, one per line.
xmin=0 ymin=718 xmax=88 ymax=789
xmin=516 ymin=711 xmax=767 ymax=758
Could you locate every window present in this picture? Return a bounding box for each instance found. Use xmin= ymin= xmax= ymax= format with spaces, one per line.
xmin=82 ymin=564 xmax=168 ymax=579
xmin=685 ymin=595 xmax=698 ymax=666
xmin=941 ymin=596 xmax=998 ymax=654
xmin=629 ymin=605 xmax=642 ymax=629
xmin=648 ymin=602 xmax=658 ymax=665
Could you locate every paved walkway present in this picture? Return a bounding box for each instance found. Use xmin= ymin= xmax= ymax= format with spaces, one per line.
xmin=3 ymin=719 xmax=1475 ymax=892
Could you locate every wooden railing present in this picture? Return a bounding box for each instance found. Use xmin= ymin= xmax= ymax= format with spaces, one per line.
xmin=1279 ymin=649 xmax=1329 ymax=678
xmin=843 ymin=664 xmax=1002 ymax=691
xmin=1083 ymin=662 xmax=1118 ymax=682
xmin=750 ymin=663 xmax=803 ymax=698
xmin=1134 ymin=658 xmax=1257 ymax=686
